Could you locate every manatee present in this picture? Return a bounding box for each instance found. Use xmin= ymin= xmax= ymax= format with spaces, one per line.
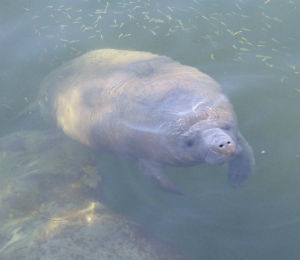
xmin=38 ymin=49 xmax=254 ymax=194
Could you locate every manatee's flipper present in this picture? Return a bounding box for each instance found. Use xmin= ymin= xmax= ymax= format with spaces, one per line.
xmin=228 ymin=132 xmax=255 ymax=187
xmin=139 ymin=159 xmax=183 ymax=195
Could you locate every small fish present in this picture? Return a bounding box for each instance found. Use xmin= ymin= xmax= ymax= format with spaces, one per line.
xmin=271 ymin=38 xmax=280 ymax=44
xmin=265 ymin=63 xmax=273 ymax=68
xmin=94 ymin=15 xmax=102 ymax=25
xmin=166 ymin=15 xmax=172 ymax=21
xmin=63 ymin=12 xmax=71 ymax=19
xmin=235 ymin=3 xmax=242 ymax=10
xmin=34 ymin=29 xmax=41 ymax=36
xmin=255 ymin=55 xmax=272 ymax=62
xmin=60 ymin=24 xmax=68 ymax=29
xmin=232 ymin=30 xmax=243 ymax=36
xmin=82 ymin=26 xmax=93 ymax=32
xmin=288 ymin=65 xmax=296 ymax=70
xmin=167 ymin=6 xmax=174 ymax=12
xmin=226 ymin=29 xmax=234 ymax=34
xmin=272 ymin=17 xmax=283 ymax=23
xmin=150 ymin=30 xmax=157 ymax=36
xmin=133 ymin=5 xmax=141 ymax=10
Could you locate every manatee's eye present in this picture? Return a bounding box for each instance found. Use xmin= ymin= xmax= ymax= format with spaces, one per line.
xmin=185 ymin=139 xmax=195 ymax=147
xmin=222 ymin=125 xmax=231 ymax=131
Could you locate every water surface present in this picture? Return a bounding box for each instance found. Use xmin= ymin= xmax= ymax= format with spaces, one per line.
xmin=0 ymin=0 xmax=299 ymax=259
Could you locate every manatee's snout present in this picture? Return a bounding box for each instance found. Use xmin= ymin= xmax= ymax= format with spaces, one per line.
xmin=202 ymin=128 xmax=236 ymax=164
xmin=210 ymin=132 xmax=236 ymax=155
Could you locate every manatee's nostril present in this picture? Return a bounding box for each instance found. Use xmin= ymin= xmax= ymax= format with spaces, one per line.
xmin=218 ymin=140 xmax=232 ymax=149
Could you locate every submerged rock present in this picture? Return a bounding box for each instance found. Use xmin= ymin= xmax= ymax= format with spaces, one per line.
xmin=0 ymin=131 xmax=184 ymax=260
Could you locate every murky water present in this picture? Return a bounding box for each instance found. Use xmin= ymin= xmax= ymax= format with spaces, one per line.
xmin=0 ymin=0 xmax=299 ymax=259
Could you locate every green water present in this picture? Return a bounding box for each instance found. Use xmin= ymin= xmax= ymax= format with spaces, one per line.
xmin=0 ymin=0 xmax=299 ymax=259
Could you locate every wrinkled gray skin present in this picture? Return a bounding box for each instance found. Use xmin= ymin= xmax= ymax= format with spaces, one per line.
xmin=39 ymin=49 xmax=254 ymax=194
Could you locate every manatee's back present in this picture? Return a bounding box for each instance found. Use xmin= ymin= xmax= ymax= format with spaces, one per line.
xmin=38 ymin=49 xmax=164 ymax=146
xmin=38 ymin=49 xmax=230 ymax=157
